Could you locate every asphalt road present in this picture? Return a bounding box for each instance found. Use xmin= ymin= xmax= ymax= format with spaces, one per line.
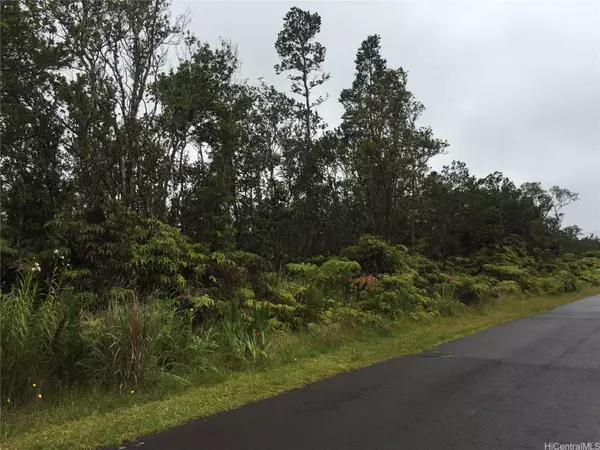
xmin=107 ymin=294 xmax=600 ymax=450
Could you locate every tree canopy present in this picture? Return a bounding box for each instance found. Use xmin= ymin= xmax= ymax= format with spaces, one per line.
xmin=1 ymin=0 xmax=598 ymax=286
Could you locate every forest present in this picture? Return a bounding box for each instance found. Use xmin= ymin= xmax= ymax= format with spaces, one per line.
xmin=2 ymin=0 xmax=600 ymax=411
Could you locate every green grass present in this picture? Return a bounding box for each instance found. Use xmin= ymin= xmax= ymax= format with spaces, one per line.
xmin=2 ymin=288 xmax=599 ymax=450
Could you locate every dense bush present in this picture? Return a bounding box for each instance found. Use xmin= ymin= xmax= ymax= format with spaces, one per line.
xmin=340 ymin=235 xmax=400 ymax=274
xmin=2 ymin=220 xmax=600 ymax=407
xmin=45 ymin=208 xmax=212 ymax=299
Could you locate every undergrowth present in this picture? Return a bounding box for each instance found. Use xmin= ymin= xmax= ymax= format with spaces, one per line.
xmin=2 ymin=233 xmax=599 ymax=412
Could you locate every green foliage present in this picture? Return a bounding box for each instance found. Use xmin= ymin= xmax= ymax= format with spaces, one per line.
xmin=340 ymin=235 xmax=398 ymax=274
xmin=3 ymin=236 xmax=600 ymax=410
xmin=89 ymin=298 xmax=205 ymax=389
xmin=493 ymin=280 xmax=522 ymax=296
xmin=429 ymin=294 xmax=465 ymax=317
xmin=317 ymin=259 xmax=361 ymax=279
xmin=286 ymin=263 xmax=318 ymax=275
xmin=0 ymin=269 xmax=213 ymax=404
xmin=0 ymin=270 xmax=65 ymax=403
xmin=46 ymin=208 xmax=211 ymax=298
xmin=566 ymin=257 xmax=600 ymax=285
xmin=318 ymin=307 xmax=389 ymax=332
xmin=339 ymin=35 xmax=448 ymax=242
xmin=354 ymin=273 xmax=429 ymax=319
xmin=190 ymin=295 xmax=216 ymax=308
xmin=0 ymin=237 xmax=19 ymax=287
xmin=482 ymin=264 xmax=526 ymax=280
xmin=2 ymin=0 xmax=600 ymax=415
xmin=44 ymin=208 xmax=254 ymax=303
xmin=522 ymin=276 xmax=564 ymax=295
xmin=229 ymin=251 xmax=272 ymax=281
xmin=440 ymin=273 xmax=496 ymax=304
xmin=217 ymin=318 xmax=267 ymax=367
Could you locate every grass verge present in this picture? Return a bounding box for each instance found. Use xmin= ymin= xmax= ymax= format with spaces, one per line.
xmin=2 ymin=288 xmax=599 ymax=450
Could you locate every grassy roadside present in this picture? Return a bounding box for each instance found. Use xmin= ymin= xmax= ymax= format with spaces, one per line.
xmin=2 ymin=288 xmax=599 ymax=450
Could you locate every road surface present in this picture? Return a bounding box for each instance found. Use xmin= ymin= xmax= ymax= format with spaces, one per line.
xmin=107 ymin=294 xmax=600 ymax=450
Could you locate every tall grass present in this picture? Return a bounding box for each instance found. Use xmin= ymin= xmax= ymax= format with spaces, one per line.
xmin=90 ymin=297 xmax=215 ymax=391
xmin=0 ymin=273 xmax=214 ymax=405
xmin=0 ymin=270 xmax=64 ymax=404
xmin=216 ymin=316 xmax=267 ymax=368
xmin=431 ymin=283 xmax=465 ymax=316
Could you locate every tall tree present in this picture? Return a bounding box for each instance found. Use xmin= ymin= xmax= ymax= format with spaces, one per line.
xmin=549 ymin=186 xmax=579 ymax=229
xmin=54 ymin=0 xmax=186 ymax=212
xmin=153 ymin=38 xmax=250 ymax=250
xmin=235 ymin=81 xmax=301 ymax=265
xmin=274 ymin=6 xmax=329 ymax=149
xmin=0 ymin=0 xmax=70 ymax=260
xmin=339 ymin=35 xmax=447 ymax=243
xmin=274 ymin=6 xmax=333 ymax=259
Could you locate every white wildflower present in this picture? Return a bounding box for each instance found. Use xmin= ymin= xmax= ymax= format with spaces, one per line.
xmin=53 ymin=249 xmax=59 ymax=255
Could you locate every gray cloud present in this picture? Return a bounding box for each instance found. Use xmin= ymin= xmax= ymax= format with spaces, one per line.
xmin=171 ymin=0 xmax=600 ymax=234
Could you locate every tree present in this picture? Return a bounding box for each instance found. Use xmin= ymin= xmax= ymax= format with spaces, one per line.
xmin=273 ymin=6 xmax=333 ymax=259
xmin=153 ymin=38 xmax=249 ymax=250
xmin=0 ymin=0 xmax=70 ymax=264
xmin=339 ymin=35 xmax=447 ymax=243
xmin=235 ymin=81 xmax=301 ymax=266
xmin=274 ymin=6 xmax=329 ymax=148
xmin=2 ymin=0 xmax=594 ymax=290
xmin=549 ymin=186 xmax=579 ymax=228
xmin=54 ymin=0 xmax=187 ymax=212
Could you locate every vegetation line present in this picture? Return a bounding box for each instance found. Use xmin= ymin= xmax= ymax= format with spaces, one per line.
xmin=2 ymin=288 xmax=599 ymax=450
xmin=2 ymin=2 xmax=600 ymax=450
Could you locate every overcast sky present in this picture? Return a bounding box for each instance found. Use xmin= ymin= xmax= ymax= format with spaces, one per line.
xmin=171 ymin=1 xmax=600 ymax=235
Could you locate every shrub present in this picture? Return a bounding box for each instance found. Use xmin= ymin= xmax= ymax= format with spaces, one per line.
xmin=520 ymin=275 xmax=563 ymax=295
xmin=4 ymin=229 xmax=600 ymax=412
xmin=340 ymin=235 xmax=398 ymax=274
xmin=0 ymin=237 xmax=19 ymax=291
xmin=554 ymin=270 xmax=579 ymax=292
xmin=305 ymin=255 xmax=332 ymax=266
xmin=286 ymin=263 xmax=318 ymax=276
xmin=492 ymin=280 xmax=522 ymax=296
xmin=408 ymin=254 xmax=444 ymax=288
xmin=46 ymin=208 xmax=211 ymax=299
xmin=482 ymin=264 xmax=526 ymax=281
xmin=204 ymin=251 xmax=247 ymax=300
xmin=356 ymin=274 xmax=429 ymax=318
xmin=0 ymin=267 xmax=214 ymax=403
xmin=429 ymin=296 xmax=465 ymax=317
xmin=317 ymin=259 xmax=361 ymax=282
xmin=575 ymin=280 xmax=591 ymax=292
xmin=572 ymin=258 xmax=600 ymax=285
xmin=439 ymin=273 xmax=496 ymax=304
xmin=229 ymin=251 xmax=272 ymax=284
xmin=349 ymin=275 xmax=379 ymax=291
